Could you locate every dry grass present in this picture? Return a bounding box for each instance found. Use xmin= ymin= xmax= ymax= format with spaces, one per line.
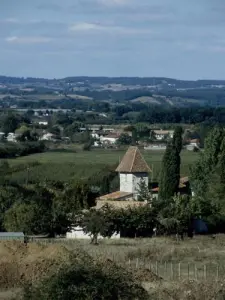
xmin=72 ymin=235 xmax=225 ymax=264
xmin=64 ymin=235 xmax=225 ymax=299
xmin=2 ymin=236 xmax=225 ymax=299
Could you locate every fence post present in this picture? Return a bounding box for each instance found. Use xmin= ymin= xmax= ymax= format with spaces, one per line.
xmin=188 ymin=263 xmax=190 ymax=280
xmin=204 ymin=264 xmax=206 ymax=280
xmin=195 ymin=264 xmax=198 ymax=280
xmin=216 ymin=264 xmax=219 ymax=281
xmin=155 ymin=261 xmax=158 ymax=276
xmin=170 ymin=262 xmax=173 ymax=280
xmin=164 ymin=261 xmax=167 ymax=279
xmin=136 ymin=258 xmax=139 ymax=269
xmin=178 ymin=262 xmax=181 ymax=280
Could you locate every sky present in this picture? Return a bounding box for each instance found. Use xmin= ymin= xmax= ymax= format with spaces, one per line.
xmin=0 ymin=0 xmax=225 ymax=79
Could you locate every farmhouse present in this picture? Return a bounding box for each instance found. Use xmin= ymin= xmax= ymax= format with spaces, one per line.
xmin=100 ymin=132 xmax=120 ymax=144
xmin=153 ymin=129 xmax=174 ymax=141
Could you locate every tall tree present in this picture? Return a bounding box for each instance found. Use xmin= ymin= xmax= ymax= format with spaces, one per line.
xmin=172 ymin=126 xmax=183 ymax=154
xmin=204 ymin=126 xmax=224 ymax=168
xmin=137 ymin=178 xmax=152 ymax=203
xmin=191 ymin=126 xmax=225 ymax=197
xmin=159 ymin=143 xmax=180 ymax=200
xmin=1 ymin=113 xmax=21 ymax=134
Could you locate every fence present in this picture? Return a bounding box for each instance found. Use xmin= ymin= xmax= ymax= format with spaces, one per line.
xmin=29 ymin=238 xmax=225 ymax=282
xmin=125 ymin=259 xmax=223 ymax=281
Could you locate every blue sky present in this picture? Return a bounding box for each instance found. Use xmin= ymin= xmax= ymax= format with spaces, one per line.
xmin=0 ymin=0 xmax=225 ymax=79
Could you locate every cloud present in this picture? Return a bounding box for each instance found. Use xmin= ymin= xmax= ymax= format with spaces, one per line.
xmin=69 ymin=22 xmax=152 ymax=35
xmin=69 ymin=22 xmax=104 ymax=32
xmin=5 ymin=36 xmax=53 ymax=44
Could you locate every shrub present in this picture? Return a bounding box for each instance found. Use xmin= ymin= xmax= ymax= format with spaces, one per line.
xmin=22 ymin=260 xmax=149 ymax=300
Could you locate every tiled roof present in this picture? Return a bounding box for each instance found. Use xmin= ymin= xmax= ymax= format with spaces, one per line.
xmin=154 ymin=130 xmax=174 ymax=135
xmin=104 ymin=133 xmax=120 ymax=138
xmin=96 ymin=200 xmax=148 ymax=210
xmin=98 ymin=191 xmax=133 ymax=201
xmin=116 ymin=146 xmax=151 ymax=173
xmin=152 ymin=177 xmax=189 ymax=193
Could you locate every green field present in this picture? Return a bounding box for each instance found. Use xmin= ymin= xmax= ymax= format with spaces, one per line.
xmin=5 ymin=149 xmax=199 ymax=184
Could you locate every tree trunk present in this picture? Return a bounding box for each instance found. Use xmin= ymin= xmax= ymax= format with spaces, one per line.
xmin=90 ymin=234 xmax=98 ymax=245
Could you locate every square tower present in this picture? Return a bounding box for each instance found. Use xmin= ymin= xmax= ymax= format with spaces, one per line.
xmin=116 ymin=147 xmax=151 ymax=200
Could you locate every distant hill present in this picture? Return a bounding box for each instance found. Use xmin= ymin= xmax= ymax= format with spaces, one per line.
xmin=1 ymin=75 xmax=225 ymax=107
xmin=1 ymin=75 xmax=225 ymax=88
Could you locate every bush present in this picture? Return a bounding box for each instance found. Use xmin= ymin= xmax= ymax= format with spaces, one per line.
xmin=0 ymin=141 xmax=46 ymax=158
xmin=22 ymin=260 xmax=149 ymax=300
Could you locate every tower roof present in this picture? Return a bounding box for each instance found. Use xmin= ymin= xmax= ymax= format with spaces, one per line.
xmin=116 ymin=146 xmax=151 ymax=173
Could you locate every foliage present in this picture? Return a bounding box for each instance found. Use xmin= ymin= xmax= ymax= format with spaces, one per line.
xmin=0 ymin=179 xmax=97 ymax=236
xmin=49 ymin=125 xmax=61 ymax=136
xmin=82 ymin=139 xmax=93 ymax=151
xmin=23 ymin=259 xmax=149 ymax=300
xmin=64 ymin=121 xmax=84 ymax=138
xmin=16 ymin=130 xmax=39 ymax=142
xmin=157 ymin=194 xmax=194 ymax=235
xmin=116 ymin=133 xmax=132 ymax=145
xmin=0 ymin=113 xmax=21 ymax=134
xmin=172 ymin=126 xmax=183 ymax=154
xmin=118 ymin=206 xmax=156 ymax=237
xmin=0 ymin=141 xmax=46 ymax=159
xmin=137 ymin=178 xmax=152 ymax=203
xmin=191 ymin=126 xmax=225 ymax=197
xmin=81 ymin=209 xmax=115 ymax=244
xmin=159 ymin=143 xmax=180 ymax=200
xmin=3 ymin=185 xmax=53 ymax=235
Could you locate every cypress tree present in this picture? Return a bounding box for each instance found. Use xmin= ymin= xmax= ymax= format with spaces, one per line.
xmin=159 ymin=143 xmax=180 ymax=200
xmin=172 ymin=126 xmax=183 ymax=154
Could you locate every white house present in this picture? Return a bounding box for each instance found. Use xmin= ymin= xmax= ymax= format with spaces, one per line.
xmin=38 ymin=121 xmax=48 ymax=126
xmin=7 ymin=133 xmax=17 ymax=142
xmin=144 ymin=144 xmax=167 ymax=150
xmin=66 ymin=226 xmax=120 ymax=239
xmin=40 ymin=133 xmax=55 ymax=141
xmin=100 ymin=133 xmax=119 ymax=144
xmin=153 ymin=130 xmax=174 ymax=141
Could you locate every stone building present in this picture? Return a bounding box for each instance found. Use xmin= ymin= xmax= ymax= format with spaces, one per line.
xmin=97 ymin=146 xmax=151 ymax=207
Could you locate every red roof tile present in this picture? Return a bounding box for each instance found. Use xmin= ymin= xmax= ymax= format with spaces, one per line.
xmin=116 ymin=146 xmax=151 ymax=173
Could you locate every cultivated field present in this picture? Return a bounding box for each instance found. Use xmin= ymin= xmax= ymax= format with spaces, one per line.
xmin=5 ymin=149 xmax=200 ymax=183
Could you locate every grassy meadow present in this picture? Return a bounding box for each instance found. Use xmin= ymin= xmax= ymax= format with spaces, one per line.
xmin=4 ymin=148 xmax=200 ymax=184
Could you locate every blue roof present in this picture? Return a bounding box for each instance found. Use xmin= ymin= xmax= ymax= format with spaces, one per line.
xmin=0 ymin=232 xmax=24 ymax=237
